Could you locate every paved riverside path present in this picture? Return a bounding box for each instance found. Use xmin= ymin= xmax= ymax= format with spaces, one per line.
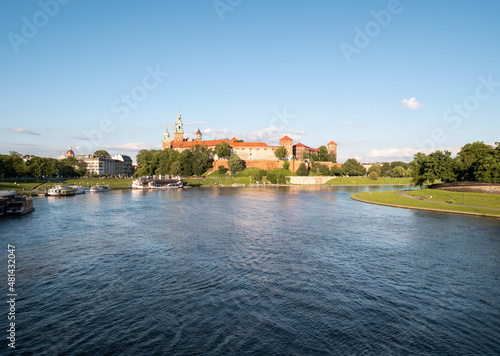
xmin=396 ymin=190 xmax=500 ymax=211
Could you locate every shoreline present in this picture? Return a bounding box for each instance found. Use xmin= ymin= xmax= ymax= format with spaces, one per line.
xmin=351 ymin=191 xmax=500 ymax=219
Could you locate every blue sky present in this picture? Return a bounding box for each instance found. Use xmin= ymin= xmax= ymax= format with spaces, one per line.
xmin=1 ymin=0 xmax=499 ymax=163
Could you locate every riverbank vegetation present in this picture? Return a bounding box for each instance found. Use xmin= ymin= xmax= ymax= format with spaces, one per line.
xmin=325 ymin=177 xmax=411 ymax=185
xmin=410 ymin=141 xmax=500 ymax=185
xmin=352 ymin=190 xmax=500 ymax=217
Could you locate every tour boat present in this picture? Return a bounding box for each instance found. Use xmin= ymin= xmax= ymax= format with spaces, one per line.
xmin=70 ymin=185 xmax=86 ymax=194
xmin=0 ymin=191 xmax=17 ymax=216
xmin=89 ymin=185 xmax=111 ymax=192
xmin=132 ymin=177 xmax=184 ymax=189
xmin=48 ymin=185 xmax=77 ymax=196
xmin=6 ymin=196 xmax=35 ymax=215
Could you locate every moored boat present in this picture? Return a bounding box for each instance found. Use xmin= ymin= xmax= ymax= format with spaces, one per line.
xmin=0 ymin=191 xmax=17 ymax=216
xmin=70 ymin=185 xmax=86 ymax=194
xmin=89 ymin=184 xmax=111 ymax=192
xmin=6 ymin=195 xmax=35 ymax=215
xmin=132 ymin=177 xmax=184 ymax=189
xmin=48 ymin=185 xmax=77 ymax=196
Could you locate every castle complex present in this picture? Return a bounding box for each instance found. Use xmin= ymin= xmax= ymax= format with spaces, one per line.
xmin=162 ymin=112 xmax=338 ymax=172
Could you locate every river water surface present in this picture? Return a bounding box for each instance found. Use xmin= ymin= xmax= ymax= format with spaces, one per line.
xmin=2 ymin=186 xmax=500 ymax=355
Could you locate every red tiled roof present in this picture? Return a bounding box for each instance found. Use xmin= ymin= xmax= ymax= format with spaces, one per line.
xmin=230 ymin=137 xmax=238 ymax=142
xmin=328 ymin=141 xmax=337 ymax=145
xmin=295 ymin=143 xmax=307 ymax=147
xmin=280 ymin=135 xmax=293 ymax=141
xmin=309 ymin=147 xmax=319 ymax=152
xmin=230 ymin=142 xmax=269 ymax=148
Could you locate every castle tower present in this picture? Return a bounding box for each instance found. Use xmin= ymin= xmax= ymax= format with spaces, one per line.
xmin=327 ymin=141 xmax=337 ymax=155
xmin=195 ymin=128 xmax=202 ymax=141
xmin=279 ymin=135 xmax=294 ymax=158
xmin=162 ymin=125 xmax=171 ymax=149
xmin=174 ymin=112 xmax=184 ymax=142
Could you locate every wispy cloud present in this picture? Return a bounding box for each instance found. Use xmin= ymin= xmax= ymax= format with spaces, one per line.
xmin=401 ymin=97 xmax=422 ymax=111
xmin=243 ymin=127 xmax=305 ymax=144
xmin=96 ymin=143 xmax=162 ymax=151
xmin=201 ymin=128 xmax=230 ymax=139
xmin=10 ymin=128 xmax=40 ymax=136
xmin=343 ymin=122 xmax=362 ymax=126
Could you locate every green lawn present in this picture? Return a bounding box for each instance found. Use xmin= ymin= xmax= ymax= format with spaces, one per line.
xmin=325 ymin=177 xmax=411 ymax=185
xmin=62 ymin=178 xmax=133 ymax=189
xmin=405 ymin=189 xmax=500 ymax=209
xmin=352 ymin=190 xmax=500 ymax=216
xmin=0 ymin=179 xmax=47 ymax=191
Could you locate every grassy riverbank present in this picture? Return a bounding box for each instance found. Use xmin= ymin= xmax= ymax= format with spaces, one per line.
xmin=352 ymin=190 xmax=500 ymax=217
xmin=325 ymin=177 xmax=411 ymax=185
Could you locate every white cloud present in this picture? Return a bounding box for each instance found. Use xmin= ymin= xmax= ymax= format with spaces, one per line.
xmin=10 ymin=128 xmax=40 ymax=136
xmin=401 ymin=97 xmax=421 ymax=110
xmin=201 ymin=128 xmax=230 ymax=139
xmin=243 ymin=127 xmax=305 ymax=145
xmin=98 ymin=143 xmax=161 ymax=151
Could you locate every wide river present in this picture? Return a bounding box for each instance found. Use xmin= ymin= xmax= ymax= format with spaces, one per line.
xmin=2 ymin=186 xmax=500 ymax=355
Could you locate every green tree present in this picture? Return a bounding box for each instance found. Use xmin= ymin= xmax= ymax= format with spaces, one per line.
xmin=327 ymin=151 xmax=337 ymax=163
xmin=318 ymin=146 xmax=329 ymax=161
xmin=94 ymin=150 xmax=111 ymax=157
xmin=342 ymin=158 xmax=366 ymax=176
xmin=367 ymin=165 xmax=381 ymax=176
xmin=296 ymin=163 xmax=308 ymax=176
xmin=266 ymin=171 xmax=277 ymax=183
xmin=391 ymin=166 xmax=407 ymax=178
xmin=455 ymin=141 xmax=492 ymax=181
xmin=330 ymin=165 xmax=344 ymax=176
xmin=368 ymin=171 xmax=379 ymax=180
xmin=411 ymin=151 xmax=456 ymax=185
xmin=218 ymin=165 xmax=227 ymax=175
xmin=179 ymin=150 xmax=194 ymax=176
xmin=214 ymin=142 xmax=231 ymax=159
xmin=318 ymin=164 xmax=330 ymax=176
xmin=169 ymin=161 xmax=182 ymax=176
xmin=283 ymin=161 xmax=290 ymax=170
xmin=274 ymin=146 xmax=287 ymax=160
xmin=390 ymin=161 xmax=410 ymax=170
xmin=228 ymin=154 xmax=243 ymax=175
xmin=381 ymin=162 xmax=392 ymax=177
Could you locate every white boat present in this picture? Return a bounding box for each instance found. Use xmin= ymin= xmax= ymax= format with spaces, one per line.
xmin=132 ymin=177 xmax=184 ymax=189
xmin=89 ymin=185 xmax=111 ymax=192
xmin=48 ymin=185 xmax=77 ymax=196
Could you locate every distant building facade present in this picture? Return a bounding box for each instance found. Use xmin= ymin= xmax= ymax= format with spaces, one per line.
xmin=72 ymin=153 xmax=133 ymax=176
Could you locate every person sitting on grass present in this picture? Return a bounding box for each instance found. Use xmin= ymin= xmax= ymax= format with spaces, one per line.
xmin=449 ymin=198 xmax=453 ymax=204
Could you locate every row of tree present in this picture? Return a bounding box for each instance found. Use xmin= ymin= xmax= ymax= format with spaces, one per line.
xmin=0 ymin=150 xmax=124 ymax=178
xmin=0 ymin=152 xmax=87 ymax=178
xmin=410 ymin=141 xmax=500 ymax=185
xmin=135 ymin=147 xmax=214 ymax=177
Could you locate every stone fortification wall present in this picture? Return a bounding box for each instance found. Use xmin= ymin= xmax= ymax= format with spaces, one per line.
xmin=289 ymin=176 xmax=332 ymax=185
xmin=212 ymin=159 xmax=309 ymax=172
